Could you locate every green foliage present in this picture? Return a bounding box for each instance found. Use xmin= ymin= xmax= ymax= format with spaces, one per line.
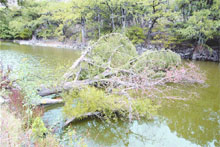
xmin=0 ymin=22 xmax=13 ymax=39
xmin=37 ymin=26 xmax=55 ymax=39
xmin=74 ymin=33 xmax=137 ymax=80
xmin=0 ymin=0 xmax=219 ymax=47
xmin=172 ymin=0 xmax=220 ymax=46
xmin=126 ymin=26 xmax=145 ymax=44
xmin=132 ymin=98 xmax=158 ymax=117
xmin=0 ymin=0 xmax=7 ymax=7
xmin=69 ymin=34 xmax=181 ymax=82
xmin=63 ymin=87 xmax=157 ymax=121
xmin=132 ymin=49 xmax=181 ymax=73
xmin=63 ymin=87 xmax=126 ymax=119
xmin=176 ymin=9 xmax=219 ymax=45
xmin=89 ymin=33 xmax=137 ymax=68
xmin=32 ymin=117 xmax=48 ymax=140
xmin=19 ymin=28 xmax=32 ymax=39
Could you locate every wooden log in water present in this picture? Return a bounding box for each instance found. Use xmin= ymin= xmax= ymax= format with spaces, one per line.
xmin=38 ymin=88 xmax=62 ymax=97
xmin=38 ymin=98 xmax=64 ymax=105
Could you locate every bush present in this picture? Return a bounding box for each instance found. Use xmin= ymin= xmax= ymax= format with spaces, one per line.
xmin=32 ymin=117 xmax=48 ymax=140
xmin=0 ymin=22 xmax=13 ymax=39
xmin=126 ymin=26 xmax=145 ymax=44
xmin=132 ymin=49 xmax=181 ymax=73
xmin=19 ymin=28 xmax=32 ymax=40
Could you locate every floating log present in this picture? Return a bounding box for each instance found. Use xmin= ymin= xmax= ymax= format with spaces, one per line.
xmin=38 ymin=88 xmax=62 ymax=97
xmin=38 ymin=98 xmax=64 ymax=106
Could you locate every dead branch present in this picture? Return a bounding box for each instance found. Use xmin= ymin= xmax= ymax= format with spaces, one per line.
xmin=63 ymin=112 xmax=101 ymax=128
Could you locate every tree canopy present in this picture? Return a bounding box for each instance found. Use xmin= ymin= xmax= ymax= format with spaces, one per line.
xmin=0 ymin=0 xmax=219 ymax=49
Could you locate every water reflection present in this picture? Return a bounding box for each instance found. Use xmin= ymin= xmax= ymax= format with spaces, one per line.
xmin=160 ymin=61 xmax=220 ymax=146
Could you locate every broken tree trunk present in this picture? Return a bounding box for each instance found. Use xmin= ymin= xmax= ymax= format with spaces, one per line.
xmin=62 ymin=47 xmax=92 ymax=81
xmin=38 ymin=77 xmax=139 ymax=97
xmin=63 ymin=112 xmax=101 ymax=128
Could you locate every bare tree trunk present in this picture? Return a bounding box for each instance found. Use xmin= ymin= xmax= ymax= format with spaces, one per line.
xmin=147 ymin=18 xmax=158 ymax=42
xmin=111 ymin=12 xmax=115 ymax=31
xmin=98 ymin=13 xmax=101 ymax=38
xmin=81 ymin=17 xmax=86 ymax=45
xmin=121 ymin=7 xmax=126 ymax=32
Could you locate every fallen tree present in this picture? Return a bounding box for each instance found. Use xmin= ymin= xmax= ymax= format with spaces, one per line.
xmin=38 ymin=33 xmax=205 ymax=125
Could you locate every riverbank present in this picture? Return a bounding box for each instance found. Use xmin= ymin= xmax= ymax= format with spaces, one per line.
xmin=0 ymin=61 xmax=61 ymax=146
xmin=136 ymin=44 xmax=220 ymax=62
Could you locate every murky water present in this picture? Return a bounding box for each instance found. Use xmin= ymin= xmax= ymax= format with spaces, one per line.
xmin=1 ymin=42 xmax=219 ymax=147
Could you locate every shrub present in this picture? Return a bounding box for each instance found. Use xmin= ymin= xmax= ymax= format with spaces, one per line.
xmin=32 ymin=117 xmax=48 ymax=140
xmin=34 ymin=134 xmax=61 ymax=147
xmin=126 ymin=26 xmax=145 ymax=44
xmin=19 ymin=28 xmax=32 ymax=40
xmin=0 ymin=22 xmax=13 ymax=39
xmin=132 ymin=49 xmax=181 ymax=73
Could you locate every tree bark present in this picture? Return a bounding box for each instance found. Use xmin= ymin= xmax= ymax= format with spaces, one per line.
xmin=147 ymin=18 xmax=158 ymax=41
xmin=98 ymin=13 xmax=101 ymax=38
xmin=63 ymin=112 xmax=101 ymax=127
xmin=81 ymin=17 xmax=86 ymax=45
xmin=62 ymin=46 xmax=92 ymax=81
xmin=121 ymin=7 xmax=126 ymax=31
xmin=111 ymin=12 xmax=115 ymax=31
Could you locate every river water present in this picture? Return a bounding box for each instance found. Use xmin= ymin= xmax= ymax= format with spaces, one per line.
xmin=0 ymin=42 xmax=219 ymax=147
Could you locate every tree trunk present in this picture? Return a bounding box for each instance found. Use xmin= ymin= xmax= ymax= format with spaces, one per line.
xmin=111 ymin=12 xmax=115 ymax=31
xmin=98 ymin=13 xmax=101 ymax=38
xmin=121 ymin=8 xmax=126 ymax=31
xmin=81 ymin=17 xmax=86 ymax=45
xmin=147 ymin=18 xmax=158 ymax=42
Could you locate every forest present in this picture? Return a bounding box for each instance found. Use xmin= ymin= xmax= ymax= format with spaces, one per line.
xmin=0 ymin=0 xmax=219 ymax=49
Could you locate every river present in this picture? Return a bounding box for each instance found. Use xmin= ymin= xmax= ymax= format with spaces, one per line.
xmin=0 ymin=42 xmax=219 ymax=147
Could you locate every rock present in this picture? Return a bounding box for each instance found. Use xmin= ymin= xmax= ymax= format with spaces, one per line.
xmin=172 ymin=48 xmax=194 ymax=59
xmin=192 ymin=49 xmax=219 ymax=62
xmin=172 ymin=47 xmax=219 ymax=62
